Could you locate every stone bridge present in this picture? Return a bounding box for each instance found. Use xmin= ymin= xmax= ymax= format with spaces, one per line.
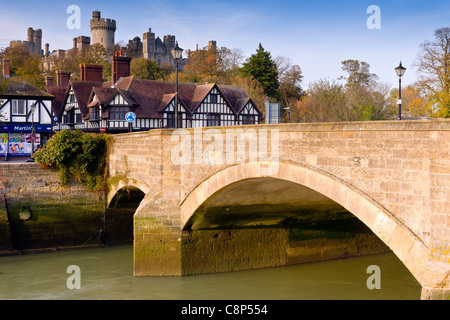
xmin=107 ymin=120 xmax=450 ymax=299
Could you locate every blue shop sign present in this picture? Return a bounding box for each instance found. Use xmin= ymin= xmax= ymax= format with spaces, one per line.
xmin=0 ymin=123 xmax=55 ymax=133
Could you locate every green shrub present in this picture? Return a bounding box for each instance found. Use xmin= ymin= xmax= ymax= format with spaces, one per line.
xmin=33 ymin=130 xmax=112 ymax=191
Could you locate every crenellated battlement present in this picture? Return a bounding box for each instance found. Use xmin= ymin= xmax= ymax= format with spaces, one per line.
xmin=90 ymin=18 xmax=117 ymax=31
xmin=90 ymin=11 xmax=116 ymax=49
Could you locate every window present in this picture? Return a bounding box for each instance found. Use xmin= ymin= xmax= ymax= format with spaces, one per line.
xmin=166 ymin=112 xmax=182 ymax=128
xmin=12 ymin=100 xmax=26 ymax=115
xmin=207 ymin=113 xmax=220 ymax=127
xmin=69 ymin=94 xmax=76 ymax=103
xmin=89 ymin=107 xmax=99 ymax=120
xmin=210 ymin=94 xmax=218 ymax=104
xmin=65 ymin=109 xmax=75 ymax=124
xmin=241 ymin=115 xmax=254 ymax=125
xmin=109 ymin=106 xmax=130 ymax=121
xmin=167 ymin=112 xmax=174 ymax=128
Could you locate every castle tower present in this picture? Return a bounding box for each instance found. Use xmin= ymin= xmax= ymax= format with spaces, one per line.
xmin=33 ymin=29 xmax=42 ymax=55
xmin=164 ymin=35 xmax=176 ymax=63
xmin=208 ymin=40 xmax=217 ymax=51
xmin=143 ymin=28 xmax=156 ymax=60
xmin=27 ymin=27 xmax=35 ymax=54
xmin=26 ymin=27 xmax=42 ymax=56
xmin=90 ymin=11 xmax=116 ymax=50
xmin=77 ymin=36 xmax=91 ymax=51
xmin=45 ymin=43 xmax=49 ymax=57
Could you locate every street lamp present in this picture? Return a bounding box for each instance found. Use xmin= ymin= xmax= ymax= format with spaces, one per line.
xmin=27 ymin=103 xmax=36 ymax=162
xmin=395 ymin=62 xmax=406 ymax=120
xmin=171 ymin=42 xmax=183 ymax=129
xmin=285 ymin=107 xmax=291 ymax=123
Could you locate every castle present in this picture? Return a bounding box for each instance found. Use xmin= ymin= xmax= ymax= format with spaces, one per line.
xmin=10 ymin=27 xmax=42 ymax=56
xmin=12 ymin=10 xmax=189 ymax=69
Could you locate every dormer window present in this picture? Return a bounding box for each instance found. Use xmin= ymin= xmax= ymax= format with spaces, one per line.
xmin=89 ymin=107 xmax=100 ymax=121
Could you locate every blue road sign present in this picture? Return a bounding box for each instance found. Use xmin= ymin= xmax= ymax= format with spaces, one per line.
xmin=53 ymin=116 xmax=59 ymax=122
xmin=125 ymin=112 xmax=136 ymax=123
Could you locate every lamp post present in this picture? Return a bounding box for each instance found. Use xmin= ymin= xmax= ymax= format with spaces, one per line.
xmin=395 ymin=62 xmax=406 ymax=120
xmin=28 ymin=103 xmax=36 ymax=162
xmin=285 ymin=107 xmax=291 ymax=123
xmin=171 ymin=42 xmax=183 ymax=129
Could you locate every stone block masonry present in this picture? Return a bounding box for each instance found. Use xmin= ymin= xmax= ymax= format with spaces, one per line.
xmin=0 ymin=163 xmax=106 ymax=251
xmin=108 ymin=119 xmax=450 ymax=299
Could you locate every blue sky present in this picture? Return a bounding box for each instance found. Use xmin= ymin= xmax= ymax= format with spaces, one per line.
xmin=1 ymin=0 xmax=450 ymax=89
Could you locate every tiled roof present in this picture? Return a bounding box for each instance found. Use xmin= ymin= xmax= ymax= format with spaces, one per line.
xmin=112 ymin=77 xmax=257 ymax=117
xmin=46 ymin=86 xmax=69 ymax=117
xmin=70 ymin=76 xmax=260 ymax=120
xmin=91 ymin=87 xmax=116 ymax=105
xmin=0 ymin=77 xmax=54 ymax=98
xmin=70 ymin=80 xmax=104 ymax=116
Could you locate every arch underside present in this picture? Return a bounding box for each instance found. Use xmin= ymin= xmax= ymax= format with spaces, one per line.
xmin=180 ymin=161 xmax=429 ymax=286
xmin=107 ymin=174 xmax=151 ymax=208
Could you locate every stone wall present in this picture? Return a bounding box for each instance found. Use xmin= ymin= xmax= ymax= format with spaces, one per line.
xmin=0 ymin=163 xmax=106 ymax=251
xmin=0 ymin=189 xmax=12 ymax=252
xmin=181 ymin=216 xmax=391 ymax=276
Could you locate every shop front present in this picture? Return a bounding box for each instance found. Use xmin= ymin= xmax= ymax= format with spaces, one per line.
xmin=0 ymin=124 xmax=55 ymax=158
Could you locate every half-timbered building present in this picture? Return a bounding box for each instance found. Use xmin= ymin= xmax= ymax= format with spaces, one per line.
xmin=82 ymin=77 xmax=262 ymax=133
xmin=54 ymin=54 xmax=262 ymax=134
xmin=0 ymin=63 xmax=55 ymax=157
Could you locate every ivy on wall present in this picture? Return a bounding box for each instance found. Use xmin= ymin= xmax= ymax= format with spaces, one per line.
xmin=33 ymin=130 xmax=112 ymax=191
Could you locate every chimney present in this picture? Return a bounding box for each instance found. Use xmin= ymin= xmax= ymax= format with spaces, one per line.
xmin=56 ymin=71 xmax=71 ymax=88
xmin=2 ymin=59 xmax=10 ymax=78
xmin=45 ymin=76 xmax=54 ymax=91
xmin=112 ymin=52 xmax=131 ymax=85
xmin=80 ymin=64 xmax=103 ymax=82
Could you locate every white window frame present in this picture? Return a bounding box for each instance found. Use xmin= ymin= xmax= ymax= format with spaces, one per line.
xmin=12 ymin=100 xmax=26 ymax=115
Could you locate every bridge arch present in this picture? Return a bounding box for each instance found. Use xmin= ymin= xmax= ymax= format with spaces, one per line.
xmin=107 ymin=175 xmax=151 ymax=208
xmin=180 ymin=161 xmax=429 ymax=287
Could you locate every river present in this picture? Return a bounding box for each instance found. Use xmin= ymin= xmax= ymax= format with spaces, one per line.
xmin=0 ymin=244 xmax=421 ymax=300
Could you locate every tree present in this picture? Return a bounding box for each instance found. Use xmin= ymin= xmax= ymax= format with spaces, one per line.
xmin=182 ymin=46 xmax=218 ymax=83
xmin=0 ymin=45 xmax=31 ymax=75
xmin=81 ymin=44 xmax=111 ymax=80
xmin=416 ymin=27 xmax=450 ymax=118
xmin=229 ymin=74 xmax=266 ymax=117
xmin=389 ymin=84 xmax=430 ymax=118
xmin=46 ymin=44 xmax=112 ymax=81
xmin=181 ymin=45 xmax=244 ymax=84
xmin=296 ymin=79 xmax=348 ymax=122
xmin=346 ymin=82 xmax=395 ymax=121
xmin=220 ymin=47 xmax=244 ymax=79
xmin=130 ymin=58 xmax=168 ymax=80
xmin=340 ymin=59 xmax=378 ymax=89
xmin=15 ymin=56 xmax=45 ymax=90
xmin=278 ymin=64 xmax=303 ymax=107
xmin=239 ymin=43 xmax=279 ymax=98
